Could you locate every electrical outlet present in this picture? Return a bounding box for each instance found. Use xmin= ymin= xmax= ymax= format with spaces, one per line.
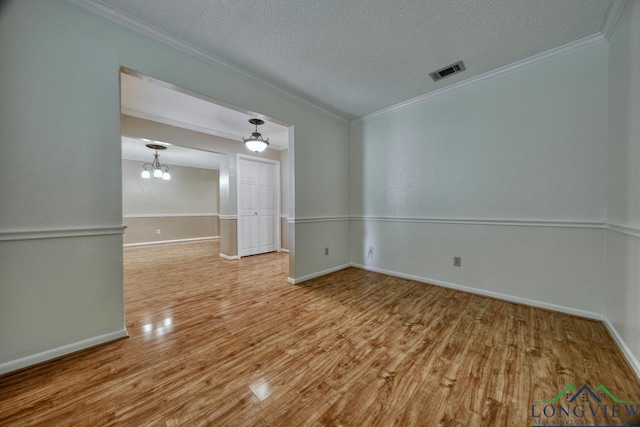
xmin=367 ymin=246 xmax=374 ymax=259
xmin=324 ymin=247 xmax=329 ymax=256
xmin=156 ymin=229 xmax=161 ymax=235
xmin=454 ymin=256 xmax=461 ymax=267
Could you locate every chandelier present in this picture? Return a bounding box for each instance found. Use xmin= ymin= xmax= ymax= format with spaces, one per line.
xmin=242 ymin=118 xmax=269 ymax=153
xmin=141 ymin=144 xmax=171 ymax=180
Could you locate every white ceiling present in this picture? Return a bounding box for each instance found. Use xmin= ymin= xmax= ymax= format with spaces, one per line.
xmin=121 ymin=136 xmax=221 ymax=170
xmin=97 ymin=0 xmax=613 ymax=119
xmin=121 ymin=73 xmax=290 ymax=150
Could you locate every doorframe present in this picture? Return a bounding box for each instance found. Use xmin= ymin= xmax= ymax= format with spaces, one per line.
xmin=236 ymin=153 xmax=281 ymax=258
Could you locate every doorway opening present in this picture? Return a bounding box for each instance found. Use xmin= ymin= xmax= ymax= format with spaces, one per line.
xmin=119 ymin=67 xmax=291 ymax=259
xmin=119 ymin=67 xmax=293 ymax=332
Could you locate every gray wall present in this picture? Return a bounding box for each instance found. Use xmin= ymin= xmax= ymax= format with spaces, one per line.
xmin=350 ymin=41 xmax=608 ymax=315
xmin=122 ymin=159 xmax=219 ymax=244
xmin=605 ymin=0 xmax=640 ymax=372
xmin=0 ymin=0 xmax=350 ymax=374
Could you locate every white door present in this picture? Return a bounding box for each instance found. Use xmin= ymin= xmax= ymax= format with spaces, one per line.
xmin=238 ymin=158 xmax=278 ymax=257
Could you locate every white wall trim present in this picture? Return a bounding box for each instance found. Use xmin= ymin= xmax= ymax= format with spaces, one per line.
xmin=601 ymin=0 xmax=628 ymax=40
xmin=602 ymin=317 xmax=640 ymax=379
xmin=123 ymin=213 xmax=219 ymax=218
xmin=605 ymin=222 xmax=640 ymax=238
xmin=69 ymin=0 xmax=348 ymax=124
xmin=352 ymin=216 xmax=605 ymax=229
xmin=0 ymin=225 xmax=126 ymax=242
xmin=287 ymin=263 xmax=351 ymax=284
xmin=280 ymin=214 xmax=289 ymax=219
xmin=70 ymin=0 xmax=619 ymax=126
xmin=288 ymin=216 xmax=351 ymax=224
xmin=355 ymin=33 xmax=607 ymax=123
xmin=350 ymin=263 xmax=602 ymax=320
xmin=123 ymin=236 xmax=219 ymax=247
xmin=351 ymin=263 xmax=640 ymax=380
xmin=280 ymin=248 xmax=290 ymax=253
xmin=0 ymin=328 xmax=128 ymax=375
xmin=287 ymin=216 xmax=606 ymax=228
xmin=219 ymin=253 xmax=238 ymax=260
xmin=287 ymin=217 xmax=640 ymax=234
xmin=218 ymin=215 xmax=238 ymax=220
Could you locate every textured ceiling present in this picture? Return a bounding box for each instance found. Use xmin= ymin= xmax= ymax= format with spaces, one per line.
xmin=101 ymin=0 xmax=612 ymax=119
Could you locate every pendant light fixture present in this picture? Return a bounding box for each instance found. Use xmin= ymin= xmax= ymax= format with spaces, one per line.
xmin=242 ymin=118 xmax=269 ymax=153
xmin=141 ymin=144 xmax=171 ymax=180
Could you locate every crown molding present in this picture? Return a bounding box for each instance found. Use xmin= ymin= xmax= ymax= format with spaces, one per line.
xmin=601 ymin=0 xmax=628 ymax=40
xmin=354 ymin=33 xmax=607 ymax=123
xmin=71 ymin=0 xmax=618 ymax=127
xmin=68 ymin=0 xmax=349 ymax=124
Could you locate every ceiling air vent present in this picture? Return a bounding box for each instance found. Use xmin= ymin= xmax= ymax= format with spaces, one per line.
xmin=429 ymin=60 xmax=466 ymax=82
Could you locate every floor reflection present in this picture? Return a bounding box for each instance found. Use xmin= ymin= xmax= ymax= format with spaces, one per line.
xmin=249 ymin=379 xmax=272 ymax=401
xmin=141 ymin=317 xmax=174 ymax=337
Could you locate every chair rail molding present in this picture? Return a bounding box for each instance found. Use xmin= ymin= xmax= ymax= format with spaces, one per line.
xmin=351 ymin=216 xmax=605 ymax=229
xmin=218 ymin=215 xmax=238 ymax=220
xmin=0 ymin=225 xmax=126 ymax=242
xmin=606 ymin=222 xmax=640 ymax=238
xmin=287 ymin=216 xmax=351 ymax=224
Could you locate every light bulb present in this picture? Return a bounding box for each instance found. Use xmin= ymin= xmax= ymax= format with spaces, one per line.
xmin=162 ymin=172 xmax=171 ymax=181
xmin=141 ymin=170 xmax=151 ymax=179
xmin=245 ymin=140 xmax=267 ymax=153
xmin=153 ymin=168 xmax=163 ymax=178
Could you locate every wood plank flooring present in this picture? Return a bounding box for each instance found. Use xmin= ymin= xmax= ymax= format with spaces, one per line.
xmin=1 ymin=240 xmax=639 ymax=426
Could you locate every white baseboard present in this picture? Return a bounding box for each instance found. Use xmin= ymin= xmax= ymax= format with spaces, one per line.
xmin=287 ymin=263 xmax=351 ymax=284
xmin=350 ymin=263 xmax=640 ymax=380
xmin=280 ymin=248 xmax=290 ymax=253
xmin=602 ymin=317 xmax=640 ymax=379
xmin=351 ymin=263 xmax=602 ymax=320
xmin=219 ymin=253 xmax=238 ymax=260
xmin=0 ymin=328 xmax=128 ymax=375
xmin=123 ymin=236 xmax=219 ymax=247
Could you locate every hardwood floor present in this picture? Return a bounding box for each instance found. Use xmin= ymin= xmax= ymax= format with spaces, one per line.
xmin=1 ymin=240 xmax=639 ymax=426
